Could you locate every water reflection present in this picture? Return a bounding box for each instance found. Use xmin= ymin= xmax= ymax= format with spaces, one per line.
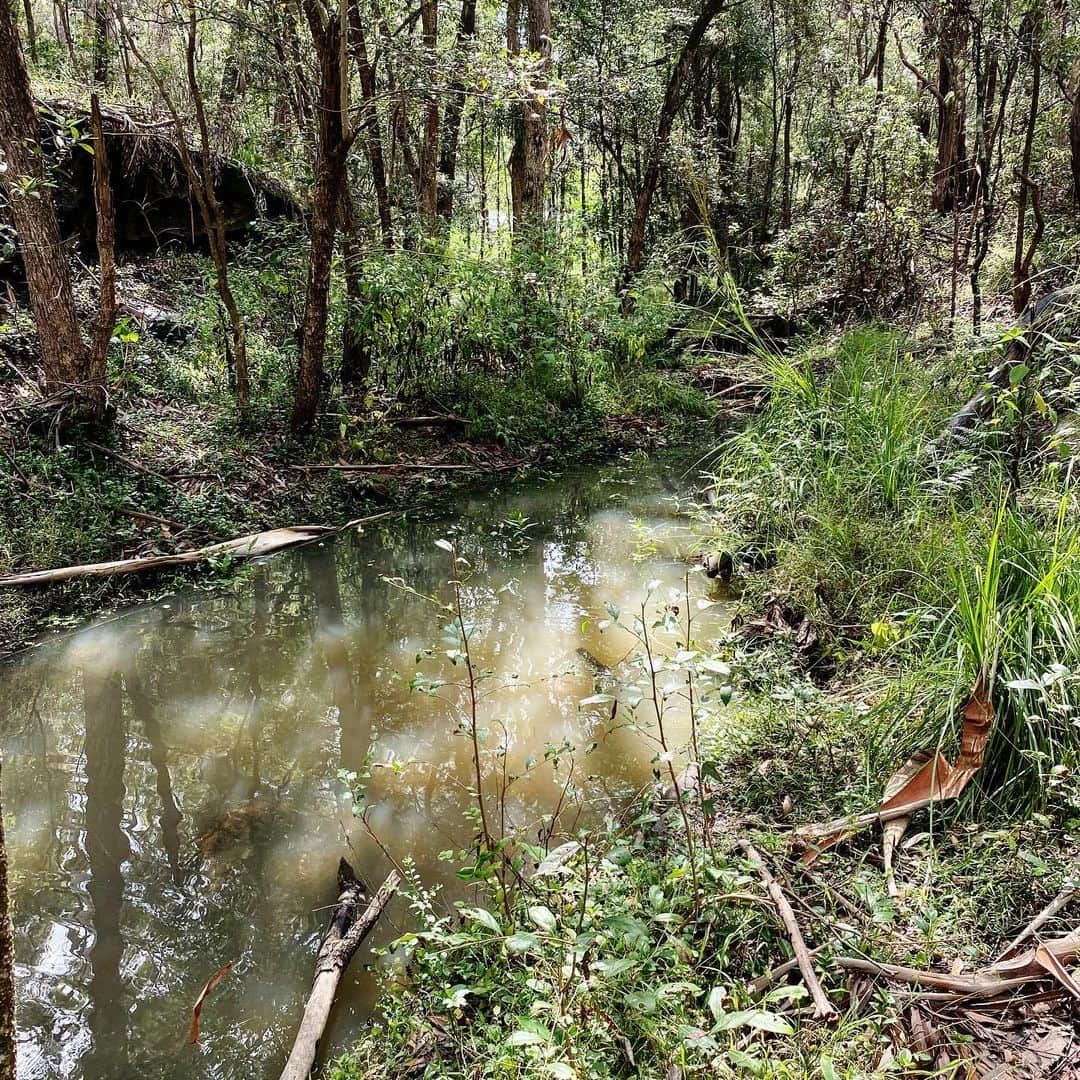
xmin=0 ymin=456 xmax=725 ymax=1078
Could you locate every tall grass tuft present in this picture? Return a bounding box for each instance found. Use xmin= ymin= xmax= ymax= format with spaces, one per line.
xmin=937 ymin=490 xmax=1080 ymax=812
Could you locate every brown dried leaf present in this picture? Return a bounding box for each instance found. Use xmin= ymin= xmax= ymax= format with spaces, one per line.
xmin=798 ymin=676 xmax=997 ymax=866
xmin=186 ymin=961 xmax=234 ymax=1045
xmin=1033 ymin=943 xmax=1080 ymax=1000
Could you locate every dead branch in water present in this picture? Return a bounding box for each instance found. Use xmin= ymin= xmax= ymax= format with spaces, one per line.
xmin=278 ymin=862 xmax=401 ymax=1080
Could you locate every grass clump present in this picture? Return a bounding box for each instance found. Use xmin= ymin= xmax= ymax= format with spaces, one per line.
xmin=704 ymin=317 xmax=1080 ymax=813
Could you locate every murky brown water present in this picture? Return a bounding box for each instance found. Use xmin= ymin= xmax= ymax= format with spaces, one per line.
xmin=0 ymin=455 xmax=728 ymax=1079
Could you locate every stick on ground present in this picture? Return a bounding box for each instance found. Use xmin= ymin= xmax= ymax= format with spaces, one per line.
xmin=740 ymin=840 xmax=837 ymax=1020
xmin=279 ymin=861 xmax=401 ymax=1080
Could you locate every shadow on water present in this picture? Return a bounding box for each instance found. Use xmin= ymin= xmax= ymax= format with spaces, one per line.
xmin=0 ymin=454 xmax=728 ymax=1078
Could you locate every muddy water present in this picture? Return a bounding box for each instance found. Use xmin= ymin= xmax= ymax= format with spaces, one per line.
xmin=0 ymin=456 xmax=727 ymax=1079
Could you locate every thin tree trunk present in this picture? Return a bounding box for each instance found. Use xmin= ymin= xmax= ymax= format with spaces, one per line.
xmin=0 ymin=0 xmax=90 ymax=397
xmin=292 ymin=2 xmax=352 ymax=435
xmin=506 ymin=0 xmax=525 ymax=232
xmin=89 ymin=94 xmax=116 ymax=396
xmin=1071 ymin=84 xmax=1080 ymax=205
xmin=521 ymin=0 xmax=551 ymax=237
xmin=347 ymin=0 xmax=393 ymax=248
xmin=418 ymin=0 xmax=440 ymax=229
xmin=91 ymin=0 xmax=108 ymax=85
xmin=20 ymin=0 xmax=35 ymax=61
xmin=1012 ymin=15 xmax=1043 ymax=314
xmin=622 ymin=0 xmax=726 ymax=297
xmin=340 ymin=190 xmax=372 ymax=386
xmin=436 ymin=0 xmax=478 ymax=224
xmin=118 ymin=9 xmax=250 ymax=412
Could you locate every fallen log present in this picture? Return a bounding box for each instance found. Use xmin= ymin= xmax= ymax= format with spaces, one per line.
xmin=289 ymin=460 xmax=521 ymax=473
xmin=0 ymin=512 xmax=394 ymax=588
xmin=279 ymin=861 xmax=401 ymax=1080
xmin=835 ymin=928 xmax=1080 ymax=1001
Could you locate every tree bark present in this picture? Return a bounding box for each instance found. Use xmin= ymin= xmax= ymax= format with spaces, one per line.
xmin=622 ymin=0 xmax=727 ymax=296
xmin=339 ymin=190 xmax=373 ymax=386
xmin=521 ymin=0 xmax=551 ymax=236
xmin=89 ymin=94 xmax=116 ymax=397
xmin=506 ymin=0 xmax=525 ymax=232
xmin=418 ymin=0 xmax=441 ymax=229
xmin=436 ymin=0 xmax=478 ymax=224
xmin=932 ymin=0 xmax=970 ymax=213
xmin=0 ymin=0 xmax=90 ymax=396
xmin=1071 ymin=83 xmax=1080 ymax=206
xmin=1012 ymin=11 xmax=1042 ymax=314
xmin=347 ymin=0 xmax=393 ymax=248
xmin=91 ymin=0 xmax=108 ymax=85
xmin=20 ymin=0 xmax=34 ymax=61
xmin=291 ymin=1 xmax=352 ymax=435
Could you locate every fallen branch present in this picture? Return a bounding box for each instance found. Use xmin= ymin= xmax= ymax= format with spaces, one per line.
xmin=118 ymin=506 xmax=187 ymax=530
xmin=997 ymin=885 xmax=1077 ymax=961
xmin=279 ymin=862 xmax=401 ymax=1080
xmin=739 ymin=840 xmax=837 ymax=1020
xmin=85 ymin=439 xmax=177 ymax=486
xmin=836 ymin=928 xmax=1080 ymax=1002
xmin=290 ymin=461 xmax=520 ymax=473
xmin=747 ymin=946 xmax=825 ymax=996
xmin=0 ymin=512 xmax=394 ymax=588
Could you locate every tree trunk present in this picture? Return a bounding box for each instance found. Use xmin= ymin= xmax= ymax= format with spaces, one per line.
xmin=932 ymin=0 xmax=970 ymax=213
xmin=1070 ymin=79 xmax=1080 ymax=206
xmin=292 ymin=3 xmax=351 ymax=435
xmin=418 ymin=0 xmax=441 ymax=229
xmin=340 ymin=191 xmax=373 ymax=386
xmin=118 ymin=6 xmax=250 ymax=412
xmin=506 ymin=0 xmax=525 ymax=232
xmin=0 ymin=0 xmax=90 ymax=396
xmin=347 ymin=0 xmax=393 ymax=248
xmin=1012 ymin=11 xmax=1043 ymax=314
xmin=91 ymin=0 xmax=108 ymax=85
xmin=521 ymin=0 xmax=551 ymax=236
xmin=0 ymin=755 xmax=15 ymax=1080
xmin=89 ymin=94 xmax=116 ymax=397
xmin=622 ymin=0 xmax=726 ymax=296
xmin=436 ymin=0 xmax=478 ymax=224
xmin=20 ymin=0 xmax=35 ymax=61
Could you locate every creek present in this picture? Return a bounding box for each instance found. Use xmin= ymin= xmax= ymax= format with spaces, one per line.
xmin=0 ymin=454 xmax=730 ymax=1078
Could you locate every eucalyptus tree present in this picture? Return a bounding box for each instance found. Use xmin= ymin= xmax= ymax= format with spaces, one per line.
xmin=0 ymin=0 xmax=91 ymax=400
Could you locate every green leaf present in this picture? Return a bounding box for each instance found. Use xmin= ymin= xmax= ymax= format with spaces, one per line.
xmin=1009 ymin=363 xmax=1030 ymax=387
xmin=505 ymin=932 xmax=542 ymax=954
xmin=707 ymin=986 xmax=726 ymax=1022
xmin=713 ymin=1009 xmax=794 ymax=1035
xmin=508 ymin=1029 xmax=546 ymax=1046
xmin=528 ymin=905 xmax=557 ymax=933
xmin=545 ymin=1065 xmax=577 ymax=1079
xmin=462 ymin=906 xmax=502 ymax=933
